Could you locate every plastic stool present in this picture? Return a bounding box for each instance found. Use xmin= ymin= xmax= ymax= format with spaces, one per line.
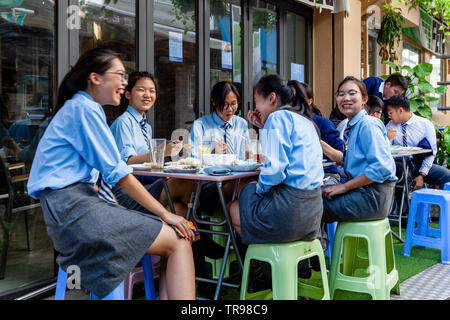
xmin=124 ymin=254 xmax=157 ymax=300
xmin=55 ymin=267 xmax=124 ymax=300
xmin=203 ymin=209 xmax=236 ymax=280
xmin=444 ymin=182 xmax=450 ymax=191
xmin=328 ymin=218 xmax=400 ymax=300
xmin=240 ymin=239 xmax=330 ymax=300
xmin=403 ymin=189 xmax=450 ymax=264
xmin=325 ymin=222 xmax=338 ymax=265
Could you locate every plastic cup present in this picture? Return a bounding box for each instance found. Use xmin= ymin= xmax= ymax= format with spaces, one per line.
xmin=149 ymin=139 xmax=166 ymax=169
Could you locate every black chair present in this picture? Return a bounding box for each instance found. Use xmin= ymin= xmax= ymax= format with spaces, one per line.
xmin=0 ymin=155 xmax=41 ymax=279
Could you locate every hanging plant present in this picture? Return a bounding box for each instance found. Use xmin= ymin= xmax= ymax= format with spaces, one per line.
xmin=377 ymin=2 xmax=405 ymax=62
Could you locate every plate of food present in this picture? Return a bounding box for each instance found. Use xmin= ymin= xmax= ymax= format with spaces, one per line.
xmin=163 ymin=164 xmax=200 ymax=174
xmin=224 ymin=159 xmax=263 ymax=172
xmin=129 ymin=163 xmax=162 ymax=171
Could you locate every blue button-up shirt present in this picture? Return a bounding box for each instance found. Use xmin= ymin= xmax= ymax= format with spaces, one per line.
xmin=110 ymin=105 xmax=152 ymax=162
xmin=189 ymin=112 xmax=250 ymax=159
xmin=27 ymin=91 xmax=132 ymax=198
xmin=344 ymin=109 xmax=397 ymax=183
xmin=257 ymin=107 xmax=324 ymax=195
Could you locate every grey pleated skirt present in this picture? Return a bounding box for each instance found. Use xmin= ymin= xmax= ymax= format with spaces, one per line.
xmin=322 ymin=180 xmax=396 ymax=223
xmin=239 ymin=183 xmax=323 ymax=245
xmin=40 ymin=182 xmax=163 ymax=298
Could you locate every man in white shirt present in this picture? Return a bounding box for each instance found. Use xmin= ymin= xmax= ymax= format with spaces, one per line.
xmin=385 ymin=95 xmax=450 ymax=190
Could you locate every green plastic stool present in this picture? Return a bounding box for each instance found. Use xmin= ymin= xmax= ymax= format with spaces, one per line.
xmin=328 ymin=218 xmax=400 ymax=300
xmin=202 ymin=209 xmax=236 ymax=280
xmin=240 ymin=239 xmax=330 ymax=300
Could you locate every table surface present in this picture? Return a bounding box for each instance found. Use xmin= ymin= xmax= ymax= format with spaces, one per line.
xmin=133 ymin=161 xmax=336 ymax=181
xmin=391 ymin=148 xmax=432 ymax=158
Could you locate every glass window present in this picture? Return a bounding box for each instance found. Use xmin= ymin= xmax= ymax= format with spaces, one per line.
xmin=286 ymin=11 xmax=306 ymax=83
xmin=0 ymin=0 xmax=55 ymax=294
xmin=209 ymin=0 xmax=242 ymax=114
xmin=402 ymin=42 xmax=421 ymax=69
xmin=154 ymin=0 xmax=197 ymax=140
xmin=429 ymin=54 xmax=443 ymax=111
xmin=78 ymin=0 xmax=137 ymax=124
xmin=252 ymin=0 xmax=278 ymax=84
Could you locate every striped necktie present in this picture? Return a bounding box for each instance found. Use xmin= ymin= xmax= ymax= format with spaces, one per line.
xmin=401 ymin=123 xmax=408 ymax=147
xmin=343 ymin=123 xmax=352 ymax=159
xmin=223 ymin=122 xmax=234 ymax=154
xmin=97 ymin=174 xmax=116 ymax=204
xmin=140 ymin=118 xmax=151 ymax=151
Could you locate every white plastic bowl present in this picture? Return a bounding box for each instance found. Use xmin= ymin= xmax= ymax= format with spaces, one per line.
xmin=201 ymin=154 xmax=237 ymax=166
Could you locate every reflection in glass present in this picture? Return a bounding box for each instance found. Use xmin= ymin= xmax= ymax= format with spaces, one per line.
xmin=154 ymin=0 xmax=197 ymax=140
xmin=78 ymin=0 xmax=136 ymax=124
xmin=209 ymin=0 xmax=242 ymax=114
xmin=252 ymin=0 xmax=278 ymax=84
xmin=286 ymin=11 xmax=306 ymax=82
xmin=0 ymin=0 xmax=54 ymax=294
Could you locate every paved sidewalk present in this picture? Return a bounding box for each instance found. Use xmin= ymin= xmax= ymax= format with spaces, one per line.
xmin=391 ymin=263 xmax=450 ymax=300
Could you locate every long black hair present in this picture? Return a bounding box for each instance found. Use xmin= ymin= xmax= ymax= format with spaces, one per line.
xmin=119 ymin=71 xmax=159 ymax=115
xmin=53 ymin=47 xmax=124 ymax=116
xmin=254 ymin=74 xmax=317 ymax=131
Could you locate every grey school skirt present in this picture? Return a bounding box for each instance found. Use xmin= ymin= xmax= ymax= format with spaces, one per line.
xmin=40 ymin=182 xmax=163 ymax=298
xmin=322 ymin=180 xmax=396 ymax=223
xmin=239 ymin=183 xmax=323 ymax=245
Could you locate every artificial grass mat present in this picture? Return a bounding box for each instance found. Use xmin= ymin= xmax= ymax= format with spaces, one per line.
xmin=134 ymin=222 xmax=442 ymax=300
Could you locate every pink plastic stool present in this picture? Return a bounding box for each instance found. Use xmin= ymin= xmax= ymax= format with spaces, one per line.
xmin=124 ymin=254 xmax=160 ymax=300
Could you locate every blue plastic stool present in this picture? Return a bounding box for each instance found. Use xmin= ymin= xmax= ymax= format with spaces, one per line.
xmin=444 ymin=182 xmax=450 ymax=191
xmin=55 ymin=267 xmax=124 ymax=300
xmin=124 ymin=254 xmax=156 ymax=300
xmin=325 ymin=222 xmax=337 ymax=265
xmin=403 ymin=189 xmax=450 ymax=264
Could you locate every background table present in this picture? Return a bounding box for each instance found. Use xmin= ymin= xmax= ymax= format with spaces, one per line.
xmin=390 ymin=148 xmax=433 ymax=242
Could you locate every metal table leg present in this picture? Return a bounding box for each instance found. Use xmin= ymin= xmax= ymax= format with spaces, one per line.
xmin=162 ymin=178 xmax=176 ymax=214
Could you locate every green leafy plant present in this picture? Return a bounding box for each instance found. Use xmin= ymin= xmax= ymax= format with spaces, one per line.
xmin=436 ymin=126 xmax=450 ymax=167
xmin=397 ymin=0 xmax=450 ymax=38
xmin=377 ymin=2 xmax=405 ymax=62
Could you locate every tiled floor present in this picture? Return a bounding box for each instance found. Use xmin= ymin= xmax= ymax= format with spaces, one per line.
xmin=391 ymin=263 xmax=450 ymax=300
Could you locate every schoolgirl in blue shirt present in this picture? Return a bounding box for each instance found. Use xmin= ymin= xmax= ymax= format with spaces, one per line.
xmin=27 ymin=48 xmax=195 ymax=299
xmin=320 ymin=76 xmax=397 ymax=222
xmin=189 ymin=81 xmax=253 ymax=213
xmin=110 ymin=71 xmax=196 ymax=217
xmin=228 ymin=74 xmax=324 ymax=244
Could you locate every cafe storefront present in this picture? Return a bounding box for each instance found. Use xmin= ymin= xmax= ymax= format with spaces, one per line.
xmin=0 ymin=0 xmax=338 ymax=299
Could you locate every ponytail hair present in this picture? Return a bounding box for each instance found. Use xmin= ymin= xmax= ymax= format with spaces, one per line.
xmin=53 ymin=47 xmax=124 ymax=116
xmin=254 ymin=74 xmax=319 ymax=135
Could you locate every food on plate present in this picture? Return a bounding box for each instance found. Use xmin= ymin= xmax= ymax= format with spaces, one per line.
xmin=177 ymin=157 xmax=201 ymax=167
xmin=143 ymin=162 xmax=164 ymax=169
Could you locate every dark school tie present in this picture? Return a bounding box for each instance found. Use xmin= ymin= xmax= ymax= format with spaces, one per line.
xmin=223 ymin=122 xmax=234 ymax=154
xmin=401 ymin=123 xmax=408 ymax=147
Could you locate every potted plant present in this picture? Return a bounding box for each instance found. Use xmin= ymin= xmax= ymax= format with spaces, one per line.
xmin=377 ymin=2 xmax=405 ymax=62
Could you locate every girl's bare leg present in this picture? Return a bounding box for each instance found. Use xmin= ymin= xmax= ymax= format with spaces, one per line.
xmin=228 ymin=200 xmax=241 ymax=237
xmin=147 ymin=224 xmax=195 ymax=300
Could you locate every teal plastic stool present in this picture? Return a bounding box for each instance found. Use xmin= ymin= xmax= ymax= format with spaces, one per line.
xmin=328 ymin=218 xmax=400 ymax=300
xmin=240 ymin=239 xmax=330 ymax=300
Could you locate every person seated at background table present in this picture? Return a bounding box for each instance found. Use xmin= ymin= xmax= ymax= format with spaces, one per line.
xmin=110 ymin=71 xmax=196 ymax=218
xmin=228 ymin=73 xmax=324 ymax=254
xmin=336 ymin=95 xmax=384 ymax=139
xmin=363 ymin=73 xmax=408 ymax=124
xmin=293 ymin=81 xmax=344 ymax=186
xmin=320 ymin=76 xmax=397 ymax=225
xmin=26 ymin=47 xmax=195 ymax=300
xmin=385 ymin=94 xmax=450 ymax=190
